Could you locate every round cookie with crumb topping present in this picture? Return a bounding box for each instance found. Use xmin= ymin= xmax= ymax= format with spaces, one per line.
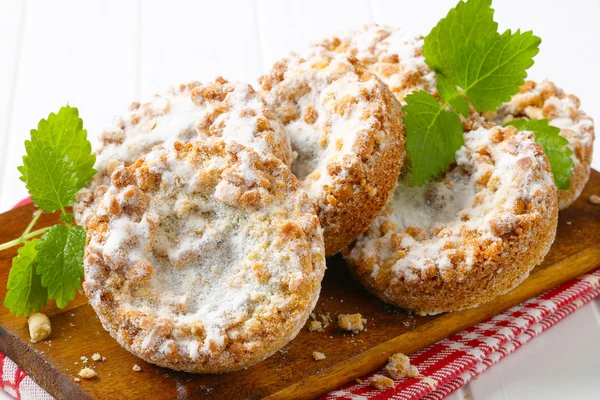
xmin=83 ymin=140 xmax=325 ymax=373
xmin=488 ymin=80 xmax=595 ymax=209
xmin=343 ymin=123 xmax=558 ymax=314
xmin=74 ymin=78 xmax=292 ymax=228
xmin=259 ymin=53 xmax=405 ymax=256
xmin=310 ymin=24 xmax=436 ymax=104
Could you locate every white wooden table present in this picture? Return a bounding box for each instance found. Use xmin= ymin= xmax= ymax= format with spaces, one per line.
xmin=1 ymin=1 xmax=599 ymax=399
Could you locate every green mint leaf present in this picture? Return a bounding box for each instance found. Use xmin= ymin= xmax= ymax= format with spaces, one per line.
xmin=35 ymin=224 xmax=85 ymax=308
xmin=405 ymin=91 xmax=464 ymax=186
xmin=3 ymin=239 xmax=48 ymax=317
xmin=451 ymin=29 xmax=541 ymax=112
xmin=59 ymin=212 xmax=74 ymax=224
xmin=31 ymin=106 xmax=96 ymax=187
xmin=423 ymin=0 xmax=497 ymax=78
xmin=19 ymin=138 xmax=79 ymax=213
xmin=437 ymin=75 xmax=470 ymax=117
xmin=505 ymin=118 xmax=573 ymax=189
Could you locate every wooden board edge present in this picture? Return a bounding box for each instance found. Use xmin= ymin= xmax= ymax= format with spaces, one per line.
xmin=266 ymin=246 xmax=600 ymax=400
xmin=0 ymin=327 xmax=92 ymax=400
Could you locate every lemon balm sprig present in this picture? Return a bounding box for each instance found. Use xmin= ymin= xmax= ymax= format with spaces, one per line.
xmin=2 ymin=106 xmax=95 ymax=316
xmin=404 ymin=0 xmax=572 ymax=187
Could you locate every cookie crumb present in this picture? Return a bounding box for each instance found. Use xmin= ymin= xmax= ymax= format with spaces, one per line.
xmin=132 ymin=364 xmax=142 ymax=372
xmin=338 ymin=313 xmax=367 ymax=333
xmin=369 ymin=375 xmax=394 ymax=389
xmin=319 ymin=313 xmax=331 ymax=327
xmin=308 ymin=320 xmax=324 ymax=332
xmin=91 ymin=353 xmax=102 ymax=361
xmin=385 ymin=353 xmax=420 ymax=379
xmin=73 ymin=377 xmax=81 ymax=383
xmin=28 ymin=313 xmax=51 ymax=342
xmin=312 ymin=351 xmax=326 ymax=361
xmin=78 ymin=367 xmax=97 ymax=379
xmin=589 ymin=195 xmax=600 ymax=205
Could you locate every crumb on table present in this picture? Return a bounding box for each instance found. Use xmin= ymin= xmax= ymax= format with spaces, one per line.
xmin=308 ymin=320 xmax=324 ymax=332
xmin=385 ymin=353 xmax=421 ymax=379
xmin=73 ymin=377 xmax=81 ymax=383
xmin=28 ymin=313 xmax=51 ymax=342
xmin=132 ymin=364 xmax=142 ymax=372
xmin=319 ymin=314 xmax=331 ymax=327
xmin=78 ymin=367 xmax=97 ymax=379
xmin=312 ymin=351 xmax=326 ymax=361
xmin=589 ymin=195 xmax=600 ymax=205
xmin=91 ymin=353 xmax=101 ymax=361
xmin=338 ymin=313 xmax=367 ymax=333
xmin=369 ymin=375 xmax=394 ymax=389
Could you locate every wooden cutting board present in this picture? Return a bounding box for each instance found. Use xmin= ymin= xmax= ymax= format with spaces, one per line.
xmin=1 ymin=170 xmax=600 ymax=400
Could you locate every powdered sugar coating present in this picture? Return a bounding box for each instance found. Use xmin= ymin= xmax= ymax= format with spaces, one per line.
xmin=259 ymin=53 xmax=405 ymax=255
xmin=489 ymin=80 xmax=595 ymax=209
xmin=344 ymin=123 xmax=558 ymax=313
xmin=74 ymin=78 xmax=292 ymax=228
xmin=310 ymin=24 xmax=436 ymax=104
xmin=83 ymin=140 xmax=325 ymax=373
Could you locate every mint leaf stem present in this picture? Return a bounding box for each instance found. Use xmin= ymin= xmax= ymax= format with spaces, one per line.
xmin=0 ymin=226 xmax=52 ymax=252
xmin=23 ymin=210 xmax=43 ymax=237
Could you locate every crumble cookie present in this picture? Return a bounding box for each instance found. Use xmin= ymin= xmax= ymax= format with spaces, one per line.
xmin=310 ymin=24 xmax=436 ymax=104
xmin=260 ymin=53 xmax=405 ymax=255
xmin=344 ymin=124 xmax=558 ymax=314
xmin=74 ymin=77 xmax=292 ymax=228
xmin=83 ymin=140 xmax=325 ymax=373
xmin=489 ymin=80 xmax=595 ymax=209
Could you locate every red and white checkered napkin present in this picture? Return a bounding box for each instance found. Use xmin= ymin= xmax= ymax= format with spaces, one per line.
xmin=2 ymin=270 xmax=599 ymax=400
xmin=324 ymin=268 xmax=600 ymax=400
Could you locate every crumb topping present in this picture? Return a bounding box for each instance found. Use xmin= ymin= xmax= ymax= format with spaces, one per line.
xmin=83 ymin=140 xmax=325 ymax=372
xmin=311 ymin=24 xmax=437 ymax=104
xmin=490 ymin=80 xmax=595 ymax=209
xmin=349 ymin=124 xmax=555 ymax=279
xmin=75 ymin=78 xmax=291 ymax=228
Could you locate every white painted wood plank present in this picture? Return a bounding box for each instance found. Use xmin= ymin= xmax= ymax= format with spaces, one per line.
xmin=0 ymin=0 xmax=139 ymax=212
xmin=139 ymin=0 xmax=263 ymax=99
xmin=256 ymin=0 xmax=374 ymax=71
xmin=469 ymin=301 xmax=600 ymax=400
xmin=0 ymin=1 xmax=24 ymax=210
